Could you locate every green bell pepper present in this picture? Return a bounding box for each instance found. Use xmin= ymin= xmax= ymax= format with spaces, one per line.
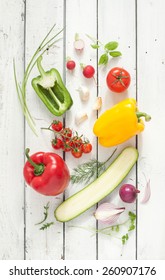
xmin=32 ymin=56 xmax=73 ymax=116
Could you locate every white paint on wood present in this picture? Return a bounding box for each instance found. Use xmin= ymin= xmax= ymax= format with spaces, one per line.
xmin=97 ymin=0 xmax=137 ymax=260
xmin=137 ymin=0 xmax=165 ymax=260
xmin=0 ymin=0 xmax=24 ymax=259
xmin=64 ymin=0 xmax=98 ymax=260
xmin=0 ymin=0 xmax=164 ymax=260
xmin=25 ymin=0 xmax=65 ymax=260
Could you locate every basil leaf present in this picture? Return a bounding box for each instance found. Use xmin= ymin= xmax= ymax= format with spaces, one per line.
xmin=98 ymin=53 xmax=108 ymax=65
xmin=109 ymin=51 xmax=122 ymax=57
xmin=104 ymin=41 xmax=118 ymax=50
xmin=91 ymin=44 xmax=100 ymax=49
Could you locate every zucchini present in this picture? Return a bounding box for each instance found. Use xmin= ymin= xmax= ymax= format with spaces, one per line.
xmin=55 ymin=147 xmax=138 ymax=222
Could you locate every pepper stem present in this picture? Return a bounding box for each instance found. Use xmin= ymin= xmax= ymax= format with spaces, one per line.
xmin=136 ymin=112 xmax=151 ymax=122
xmin=25 ymin=148 xmax=44 ymax=176
xmin=37 ymin=56 xmax=46 ymax=77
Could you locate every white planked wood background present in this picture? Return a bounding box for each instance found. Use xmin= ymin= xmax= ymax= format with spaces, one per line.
xmin=0 ymin=0 xmax=165 ymax=260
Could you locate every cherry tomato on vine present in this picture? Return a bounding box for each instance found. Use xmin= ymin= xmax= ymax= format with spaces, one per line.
xmin=70 ymin=136 xmax=83 ymax=148
xmin=106 ymin=67 xmax=131 ymax=93
xmin=82 ymin=143 xmax=92 ymax=153
xmin=51 ymin=120 xmax=63 ymax=132
xmin=62 ymin=140 xmax=72 ymax=152
xmin=83 ymin=65 xmax=95 ymax=78
xmin=51 ymin=138 xmax=63 ymax=150
xmin=66 ymin=60 xmax=76 ymax=70
xmin=71 ymin=148 xmax=83 ymax=158
xmin=61 ymin=128 xmax=72 ymax=140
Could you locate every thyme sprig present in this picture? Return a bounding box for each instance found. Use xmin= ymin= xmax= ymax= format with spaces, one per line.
xmin=71 ymin=148 xmax=117 ymax=185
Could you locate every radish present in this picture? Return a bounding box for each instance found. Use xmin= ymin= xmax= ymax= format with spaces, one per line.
xmin=81 ymin=64 xmax=95 ymax=78
xmin=74 ymin=33 xmax=85 ymax=51
xmin=66 ymin=60 xmax=76 ymax=70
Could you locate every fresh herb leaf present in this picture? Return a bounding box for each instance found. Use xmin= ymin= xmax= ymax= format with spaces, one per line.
xmin=104 ymin=41 xmax=118 ymax=50
xmin=87 ymin=35 xmax=122 ymax=66
xmin=71 ymin=148 xmax=117 ymax=185
xmin=35 ymin=202 xmax=50 ymax=225
xmin=91 ymin=44 xmax=100 ymax=49
xmin=109 ymin=51 xmax=122 ymax=57
xmin=39 ymin=222 xmax=54 ymax=230
xmin=98 ymin=53 xmax=109 ymax=65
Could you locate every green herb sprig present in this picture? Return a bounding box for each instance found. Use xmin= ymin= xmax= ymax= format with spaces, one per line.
xmin=71 ymin=148 xmax=117 ymax=185
xmin=35 ymin=202 xmax=54 ymax=231
xmin=39 ymin=222 xmax=54 ymax=231
xmin=71 ymin=211 xmax=136 ymax=246
xmin=35 ymin=202 xmax=50 ymax=225
xmin=86 ymin=34 xmax=122 ymax=66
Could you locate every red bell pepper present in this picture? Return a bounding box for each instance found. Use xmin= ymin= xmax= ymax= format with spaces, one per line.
xmin=24 ymin=148 xmax=70 ymax=196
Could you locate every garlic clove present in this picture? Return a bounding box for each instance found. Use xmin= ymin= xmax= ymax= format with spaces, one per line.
xmin=141 ymin=179 xmax=151 ymax=204
xmin=76 ymin=86 xmax=90 ymax=101
xmin=75 ymin=113 xmax=88 ymax=125
xmin=93 ymin=97 xmax=102 ymax=110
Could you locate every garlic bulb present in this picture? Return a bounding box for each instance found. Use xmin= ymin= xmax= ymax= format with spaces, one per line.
xmin=77 ymin=86 xmax=90 ymax=101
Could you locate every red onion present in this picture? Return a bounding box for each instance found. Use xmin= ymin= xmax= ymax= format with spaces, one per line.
xmin=94 ymin=203 xmax=125 ymax=225
xmin=119 ymin=184 xmax=140 ymax=203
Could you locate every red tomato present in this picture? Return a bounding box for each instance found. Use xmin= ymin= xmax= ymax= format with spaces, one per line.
xmin=82 ymin=143 xmax=92 ymax=153
xmin=61 ymin=128 xmax=72 ymax=140
xmin=51 ymin=138 xmax=63 ymax=150
xmin=83 ymin=65 xmax=95 ymax=78
xmin=106 ymin=67 xmax=131 ymax=93
xmin=71 ymin=148 xmax=82 ymax=158
xmin=51 ymin=120 xmax=63 ymax=132
xmin=66 ymin=60 xmax=76 ymax=70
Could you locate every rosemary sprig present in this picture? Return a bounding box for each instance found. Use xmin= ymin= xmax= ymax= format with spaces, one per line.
xmin=35 ymin=202 xmax=50 ymax=225
xmin=71 ymin=148 xmax=117 ymax=185
xmin=39 ymin=222 xmax=54 ymax=231
xmin=13 ymin=24 xmax=63 ymax=135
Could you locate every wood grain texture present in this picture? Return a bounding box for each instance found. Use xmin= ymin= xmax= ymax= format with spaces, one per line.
xmin=0 ymin=0 xmax=164 ymax=260
xmin=97 ymin=0 xmax=137 ymax=260
xmin=137 ymin=0 xmax=165 ymax=259
xmin=25 ymin=0 xmax=64 ymax=260
xmin=0 ymin=0 xmax=24 ymax=259
xmin=64 ymin=0 xmax=98 ymax=260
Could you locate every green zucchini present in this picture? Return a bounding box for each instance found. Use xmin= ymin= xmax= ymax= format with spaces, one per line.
xmin=55 ymin=147 xmax=138 ymax=222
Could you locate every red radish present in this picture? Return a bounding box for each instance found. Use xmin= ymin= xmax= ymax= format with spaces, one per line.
xmin=74 ymin=33 xmax=85 ymax=51
xmin=66 ymin=60 xmax=76 ymax=70
xmin=82 ymin=65 xmax=95 ymax=78
xmin=119 ymin=184 xmax=140 ymax=203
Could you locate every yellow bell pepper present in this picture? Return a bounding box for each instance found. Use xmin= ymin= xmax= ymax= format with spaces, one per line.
xmin=93 ymin=98 xmax=151 ymax=147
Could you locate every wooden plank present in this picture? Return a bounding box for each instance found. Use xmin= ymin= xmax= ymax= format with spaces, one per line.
xmin=25 ymin=0 xmax=64 ymax=259
xmin=137 ymin=0 xmax=165 ymax=259
xmin=64 ymin=0 xmax=98 ymax=259
xmin=0 ymin=0 xmax=24 ymax=259
xmin=97 ymin=0 xmax=137 ymax=259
